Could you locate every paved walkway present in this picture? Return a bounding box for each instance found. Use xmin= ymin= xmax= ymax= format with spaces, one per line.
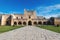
xmin=0 ymin=26 xmax=60 ymax=40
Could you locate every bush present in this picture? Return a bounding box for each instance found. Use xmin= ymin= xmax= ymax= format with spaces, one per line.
xmin=56 ymin=25 xmax=59 ymax=27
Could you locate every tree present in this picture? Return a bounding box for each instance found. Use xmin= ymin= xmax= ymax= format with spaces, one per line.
xmin=50 ymin=17 xmax=54 ymax=25
xmin=57 ymin=15 xmax=60 ymax=18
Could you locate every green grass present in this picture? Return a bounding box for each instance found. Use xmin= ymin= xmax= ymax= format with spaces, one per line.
xmin=0 ymin=25 xmax=24 ymax=33
xmin=37 ymin=25 xmax=60 ymax=33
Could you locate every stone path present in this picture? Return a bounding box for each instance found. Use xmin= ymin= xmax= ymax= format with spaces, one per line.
xmin=0 ymin=26 xmax=60 ymax=40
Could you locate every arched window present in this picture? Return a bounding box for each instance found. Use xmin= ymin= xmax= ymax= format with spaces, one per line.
xmin=16 ymin=17 xmax=18 ymax=19
xmin=29 ymin=16 xmax=31 ymax=19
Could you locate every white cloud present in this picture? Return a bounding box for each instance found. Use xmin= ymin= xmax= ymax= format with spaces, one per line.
xmin=44 ymin=13 xmax=60 ymax=18
xmin=36 ymin=4 xmax=60 ymax=18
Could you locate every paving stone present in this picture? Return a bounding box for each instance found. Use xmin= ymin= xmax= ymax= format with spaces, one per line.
xmin=0 ymin=26 xmax=60 ymax=40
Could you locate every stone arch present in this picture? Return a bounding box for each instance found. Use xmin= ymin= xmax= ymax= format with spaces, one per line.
xmin=23 ymin=22 xmax=26 ymax=25
xmin=18 ymin=21 xmax=22 ymax=25
xmin=38 ymin=21 xmax=42 ymax=25
xmin=34 ymin=21 xmax=37 ymax=25
xmin=28 ymin=21 xmax=32 ymax=25
xmin=6 ymin=21 xmax=11 ymax=25
xmin=43 ymin=22 xmax=47 ymax=25
xmin=14 ymin=22 xmax=17 ymax=25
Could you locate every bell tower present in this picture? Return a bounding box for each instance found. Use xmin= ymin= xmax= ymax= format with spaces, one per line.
xmin=24 ymin=9 xmax=37 ymax=19
xmin=24 ymin=9 xmax=27 ymax=15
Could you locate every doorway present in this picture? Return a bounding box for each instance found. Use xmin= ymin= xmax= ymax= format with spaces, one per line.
xmin=28 ymin=21 xmax=32 ymax=25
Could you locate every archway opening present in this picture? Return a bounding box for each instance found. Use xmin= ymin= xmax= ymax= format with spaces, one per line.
xmin=6 ymin=21 xmax=11 ymax=25
xmin=28 ymin=21 xmax=32 ymax=25
xmin=43 ymin=22 xmax=46 ymax=25
xmin=34 ymin=22 xmax=37 ymax=25
xmin=14 ymin=22 xmax=17 ymax=25
xmin=18 ymin=22 xmax=22 ymax=25
xmin=23 ymin=22 xmax=26 ymax=25
xmin=38 ymin=22 xmax=42 ymax=25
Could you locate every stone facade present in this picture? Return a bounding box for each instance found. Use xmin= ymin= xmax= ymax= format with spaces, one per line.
xmin=54 ymin=18 xmax=60 ymax=26
xmin=0 ymin=9 xmax=60 ymax=26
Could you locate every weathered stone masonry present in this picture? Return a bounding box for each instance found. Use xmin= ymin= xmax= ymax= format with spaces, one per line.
xmin=0 ymin=9 xmax=60 ymax=26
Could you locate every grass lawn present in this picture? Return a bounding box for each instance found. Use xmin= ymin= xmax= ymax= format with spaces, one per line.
xmin=0 ymin=25 xmax=24 ymax=33
xmin=37 ymin=25 xmax=60 ymax=33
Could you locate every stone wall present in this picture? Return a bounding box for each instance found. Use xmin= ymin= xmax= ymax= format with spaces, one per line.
xmin=54 ymin=18 xmax=60 ymax=26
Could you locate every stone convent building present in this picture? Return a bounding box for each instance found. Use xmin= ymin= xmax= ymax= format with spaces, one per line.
xmin=0 ymin=9 xmax=60 ymax=26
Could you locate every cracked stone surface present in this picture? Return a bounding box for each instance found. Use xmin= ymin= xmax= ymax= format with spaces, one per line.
xmin=0 ymin=26 xmax=60 ymax=40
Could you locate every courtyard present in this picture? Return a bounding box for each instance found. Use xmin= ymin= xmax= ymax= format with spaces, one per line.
xmin=0 ymin=26 xmax=60 ymax=40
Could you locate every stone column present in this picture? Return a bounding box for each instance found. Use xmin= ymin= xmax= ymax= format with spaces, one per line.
xmin=22 ymin=21 xmax=23 ymax=26
xmin=17 ymin=21 xmax=18 ymax=26
xmin=11 ymin=19 xmax=14 ymax=26
xmin=26 ymin=21 xmax=28 ymax=26
xmin=42 ymin=21 xmax=43 ymax=25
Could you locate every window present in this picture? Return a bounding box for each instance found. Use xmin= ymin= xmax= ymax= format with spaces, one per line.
xmin=21 ymin=16 xmax=23 ymax=19
xmin=29 ymin=16 xmax=31 ymax=19
xmin=16 ymin=17 xmax=18 ymax=19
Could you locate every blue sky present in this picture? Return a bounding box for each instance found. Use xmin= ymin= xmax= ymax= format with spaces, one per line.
xmin=0 ymin=0 xmax=60 ymax=18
